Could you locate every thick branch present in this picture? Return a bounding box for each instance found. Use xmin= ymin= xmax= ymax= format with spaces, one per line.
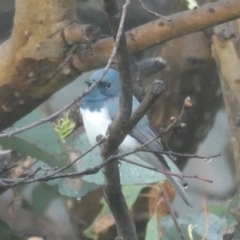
xmin=0 ymin=0 xmax=240 ymax=131
xmin=72 ymin=0 xmax=240 ymax=71
xmin=212 ymin=19 xmax=240 ymax=191
xmin=101 ymin=0 xmax=133 ymax=155
xmin=100 ymin=1 xmax=138 ymax=239
xmin=0 ymin=0 xmax=79 ymax=131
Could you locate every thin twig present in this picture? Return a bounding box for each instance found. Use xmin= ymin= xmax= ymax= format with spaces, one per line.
xmin=133 ymin=104 xmax=186 ymax=152
xmin=1 ymin=156 xmax=117 ymax=186
xmin=48 ymin=45 xmax=77 ymax=79
xmin=1 ymin=137 xmax=105 ymax=185
xmin=0 ymin=94 xmax=214 ymax=187
xmin=125 ymin=79 xmax=165 ymax=134
xmin=0 ymin=164 xmax=18 ymax=175
xmin=138 ymin=0 xmax=170 ymax=21
xmin=141 ymin=149 xmax=221 ymax=161
xmin=120 ymin=158 xmax=213 ymax=183
xmin=0 ymin=150 xmax=214 ymax=188
xmin=43 ymin=136 xmax=106 ymax=178
xmin=162 ymin=186 xmax=185 ymax=240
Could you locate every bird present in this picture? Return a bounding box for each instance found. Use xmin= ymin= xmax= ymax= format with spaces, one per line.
xmin=79 ymin=68 xmax=192 ymax=207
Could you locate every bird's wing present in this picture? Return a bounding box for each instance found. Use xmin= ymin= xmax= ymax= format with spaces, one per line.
xmin=131 ymin=98 xmax=192 ymax=206
xmin=105 ymin=96 xmax=192 ymax=207
xmin=105 ymin=96 xmax=170 ymax=169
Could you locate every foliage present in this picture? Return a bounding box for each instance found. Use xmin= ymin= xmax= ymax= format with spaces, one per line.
xmin=53 ymin=111 xmax=76 ymax=141
xmin=0 ymin=219 xmax=23 ymax=240
xmin=0 ymin=108 xmax=168 ymax=196
xmin=84 ymin=185 xmax=144 ymax=239
xmin=145 ymin=213 xmax=159 ymax=240
xmin=158 ymin=200 xmax=237 ymax=240
xmin=0 ymin=107 xmax=237 ymax=239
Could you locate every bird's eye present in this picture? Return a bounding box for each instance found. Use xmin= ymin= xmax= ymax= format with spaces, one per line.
xmin=106 ymin=83 xmax=111 ymax=88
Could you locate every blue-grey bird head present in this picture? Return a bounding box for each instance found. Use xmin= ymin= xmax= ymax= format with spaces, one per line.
xmin=79 ymin=68 xmax=120 ymax=110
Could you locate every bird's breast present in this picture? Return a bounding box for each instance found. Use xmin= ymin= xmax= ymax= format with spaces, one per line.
xmin=80 ymin=107 xmax=140 ymax=152
xmin=80 ymin=107 xmax=112 ymax=145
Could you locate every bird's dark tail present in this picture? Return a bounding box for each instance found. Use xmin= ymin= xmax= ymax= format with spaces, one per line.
xmin=160 ymin=154 xmax=192 ymax=207
xmin=136 ymin=151 xmax=192 ymax=207
xmin=166 ymin=173 xmax=192 ymax=207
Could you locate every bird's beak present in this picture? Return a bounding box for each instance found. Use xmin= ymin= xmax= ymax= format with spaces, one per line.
xmin=85 ymin=80 xmax=92 ymax=87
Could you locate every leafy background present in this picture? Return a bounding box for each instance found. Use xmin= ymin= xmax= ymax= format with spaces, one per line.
xmin=0 ymin=0 xmax=238 ymax=239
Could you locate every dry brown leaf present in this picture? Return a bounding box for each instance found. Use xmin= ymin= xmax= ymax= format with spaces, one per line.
xmin=146 ymin=181 xmax=175 ymax=220
xmin=10 ymin=156 xmax=34 ymax=179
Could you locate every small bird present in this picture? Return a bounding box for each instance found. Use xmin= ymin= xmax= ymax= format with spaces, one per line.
xmin=79 ymin=68 xmax=192 ymax=207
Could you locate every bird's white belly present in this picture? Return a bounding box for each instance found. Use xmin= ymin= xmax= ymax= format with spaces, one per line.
xmin=80 ymin=107 xmax=168 ymax=171
xmin=80 ymin=107 xmax=140 ymax=151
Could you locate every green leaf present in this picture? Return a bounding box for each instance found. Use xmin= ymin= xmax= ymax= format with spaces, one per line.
xmin=53 ymin=111 xmax=76 ymax=140
xmin=69 ymin=133 xmax=167 ymax=186
xmin=159 ymin=209 xmax=236 ymax=240
xmin=145 ymin=213 xmax=159 ymax=240
xmin=122 ymin=185 xmax=145 ymax=208
xmin=0 ymin=110 xmax=70 ymax=168
xmin=208 ymin=204 xmax=236 ymax=227
xmin=31 ymin=183 xmax=58 ymax=216
xmin=84 ymin=185 xmax=144 ymax=239
xmin=58 ymin=177 xmax=100 ymax=198
xmin=32 ymin=160 xmax=100 ymax=198
xmin=0 ymin=219 xmax=23 ymax=240
xmin=0 ymin=110 xmax=99 ymax=199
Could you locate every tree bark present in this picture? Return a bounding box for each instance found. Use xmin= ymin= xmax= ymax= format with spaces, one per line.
xmin=212 ymin=19 xmax=240 ymax=191
xmin=0 ymin=0 xmax=78 ymax=130
xmin=0 ymin=0 xmax=240 ymax=131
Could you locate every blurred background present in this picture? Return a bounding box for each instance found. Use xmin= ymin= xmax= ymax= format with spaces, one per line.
xmin=0 ymin=0 xmax=236 ymax=239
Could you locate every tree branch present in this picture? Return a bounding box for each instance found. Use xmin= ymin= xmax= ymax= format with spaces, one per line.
xmin=99 ymin=1 xmax=139 ymax=239
xmin=73 ymin=0 xmax=240 ymax=71
xmin=0 ymin=0 xmax=240 ymax=131
xmin=212 ymin=19 xmax=240 ymax=192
